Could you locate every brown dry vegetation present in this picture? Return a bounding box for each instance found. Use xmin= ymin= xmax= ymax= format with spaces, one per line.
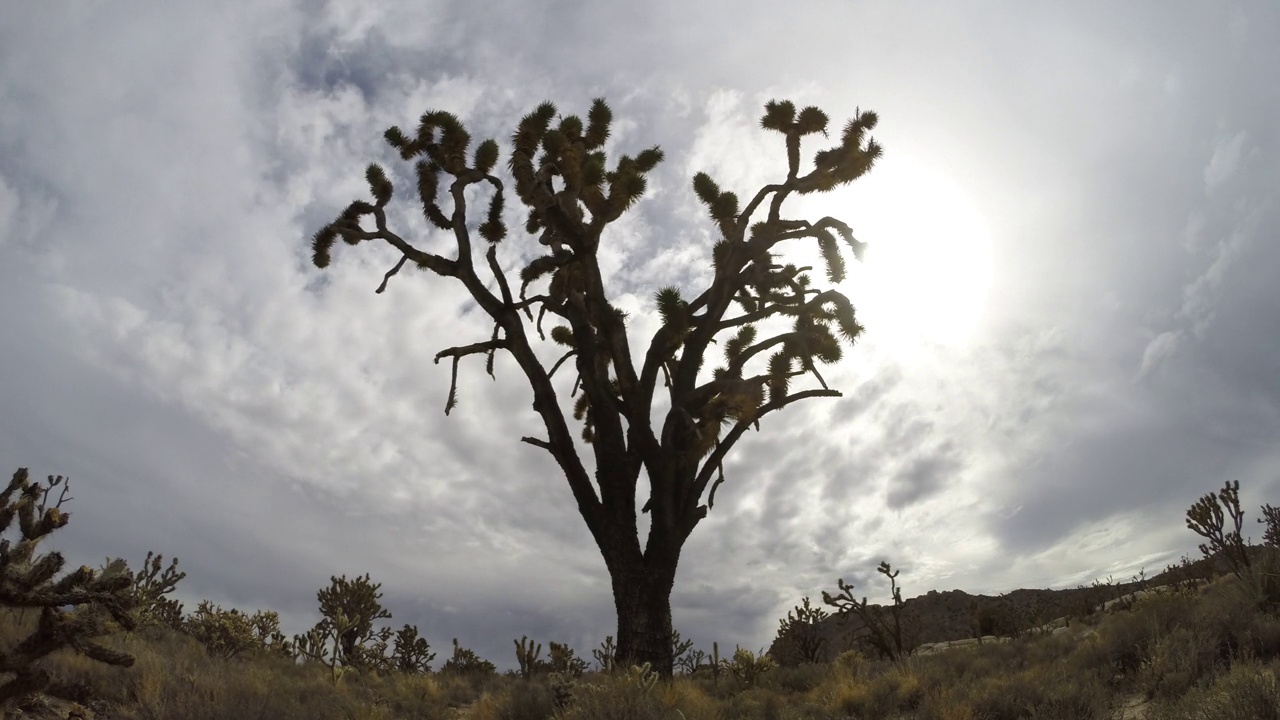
xmin=6 ymin=557 xmax=1280 ymax=720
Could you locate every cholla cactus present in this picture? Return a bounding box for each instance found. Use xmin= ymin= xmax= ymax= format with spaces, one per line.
xmin=727 ymin=646 xmax=775 ymax=687
xmin=316 ymin=573 xmax=392 ymax=670
xmin=624 ymin=662 xmax=661 ymax=692
xmin=183 ymin=601 xmax=261 ymax=659
xmin=548 ymin=670 xmax=579 ymax=710
xmin=440 ymin=637 xmax=496 ymax=675
xmin=130 ymin=551 xmax=185 ymax=630
xmin=592 ymin=635 xmax=618 ymax=673
xmin=548 ymin=641 xmax=587 ymax=676
xmin=390 ymin=624 xmax=435 ymax=673
xmin=294 ymin=616 xmax=359 ymax=684
xmin=0 ymin=468 xmax=138 ymax=709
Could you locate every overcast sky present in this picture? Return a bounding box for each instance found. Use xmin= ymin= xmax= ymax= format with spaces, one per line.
xmin=2 ymin=1 xmax=1277 ymax=669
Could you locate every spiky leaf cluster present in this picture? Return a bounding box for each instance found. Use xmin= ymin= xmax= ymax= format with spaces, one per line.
xmin=0 ymin=468 xmax=138 ymax=709
xmin=801 ymin=107 xmax=883 ymax=194
xmin=511 ymin=99 xmax=663 ymax=325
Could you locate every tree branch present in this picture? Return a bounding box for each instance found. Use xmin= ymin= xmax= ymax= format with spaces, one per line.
xmin=433 ymin=340 xmax=509 ymax=415
xmin=686 ymin=388 xmax=842 ymax=518
xmin=376 ymin=255 xmax=410 ymax=294
xmin=521 ymin=437 xmax=553 ymax=452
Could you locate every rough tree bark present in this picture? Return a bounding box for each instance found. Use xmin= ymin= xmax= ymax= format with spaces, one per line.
xmin=308 ymin=98 xmax=882 ymax=676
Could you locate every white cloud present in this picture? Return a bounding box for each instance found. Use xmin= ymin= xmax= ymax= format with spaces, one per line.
xmin=1136 ymin=330 xmax=1183 ymax=382
xmin=1203 ymin=130 xmax=1248 ymax=192
xmin=0 ymin=175 xmax=16 ymax=246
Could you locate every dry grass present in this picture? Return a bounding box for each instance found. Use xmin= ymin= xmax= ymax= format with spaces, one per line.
xmin=8 ymin=562 xmax=1280 ymax=719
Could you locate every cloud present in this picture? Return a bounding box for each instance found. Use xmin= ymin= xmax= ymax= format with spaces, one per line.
xmin=2 ymin=1 xmax=1279 ymax=669
xmin=1203 ymin=130 xmax=1249 ymax=191
xmin=1136 ymin=330 xmax=1183 ymax=382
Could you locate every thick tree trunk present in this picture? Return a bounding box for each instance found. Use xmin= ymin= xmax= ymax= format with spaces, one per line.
xmin=609 ymin=557 xmax=678 ymax=677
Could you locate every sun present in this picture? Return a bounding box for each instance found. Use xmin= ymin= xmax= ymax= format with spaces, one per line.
xmin=840 ymin=155 xmax=995 ymax=350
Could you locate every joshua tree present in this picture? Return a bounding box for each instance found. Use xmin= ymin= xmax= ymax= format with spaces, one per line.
xmin=309 ymin=97 xmax=882 ymax=674
xmin=823 ymin=561 xmax=914 ymax=661
xmin=1186 ymin=480 xmax=1251 ymax=580
xmin=514 ymin=634 xmax=543 ymax=679
xmin=391 ymin=624 xmax=435 ymax=673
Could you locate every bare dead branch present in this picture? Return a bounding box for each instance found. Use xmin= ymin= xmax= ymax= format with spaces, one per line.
xmin=38 ymin=475 xmax=73 ymax=512
xmin=706 ymin=460 xmax=726 ymax=509
xmin=688 ymin=388 xmax=842 ymax=512
xmin=548 ymin=350 xmax=576 ymax=379
xmin=376 ymin=255 xmax=410 ymax=294
xmin=486 ymin=245 xmax=514 ymax=307
xmin=521 ymin=437 xmax=553 ymax=451
xmin=433 ymin=340 xmax=510 ymax=416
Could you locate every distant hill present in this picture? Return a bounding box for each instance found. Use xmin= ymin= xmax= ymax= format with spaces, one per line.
xmin=768 ymin=548 xmax=1242 ymax=664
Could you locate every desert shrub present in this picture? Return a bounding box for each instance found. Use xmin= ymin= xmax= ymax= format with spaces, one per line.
xmin=557 ymin=663 xmax=664 ymax=720
xmin=433 ymin=669 xmax=497 ymax=709
xmin=1240 ymin=612 xmax=1280 ymax=662
xmin=1237 ymin=545 xmax=1280 ymax=612
xmin=1192 ymin=584 xmax=1256 ymax=666
xmin=948 ymin=666 xmax=1109 ymax=720
xmin=1136 ymin=625 xmax=1224 ymax=701
xmin=826 ymin=673 xmax=894 ymax=719
xmin=655 ymin=679 xmax=720 ymax=720
xmin=830 ymin=649 xmax=869 ymax=679
xmin=719 ymin=686 xmax=789 ymax=720
xmin=1064 ymin=588 xmax=1202 ymax=683
xmin=467 ymin=681 xmax=555 ymax=720
xmin=761 ymin=661 xmax=830 ymax=694
xmin=1149 ymin=660 xmax=1280 ymax=720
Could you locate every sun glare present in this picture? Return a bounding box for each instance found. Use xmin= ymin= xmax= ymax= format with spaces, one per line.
xmin=841 ymin=156 xmax=995 ymax=350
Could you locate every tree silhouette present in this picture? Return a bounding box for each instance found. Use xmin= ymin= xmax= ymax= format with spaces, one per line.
xmin=309 ymin=97 xmax=882 ymax=675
